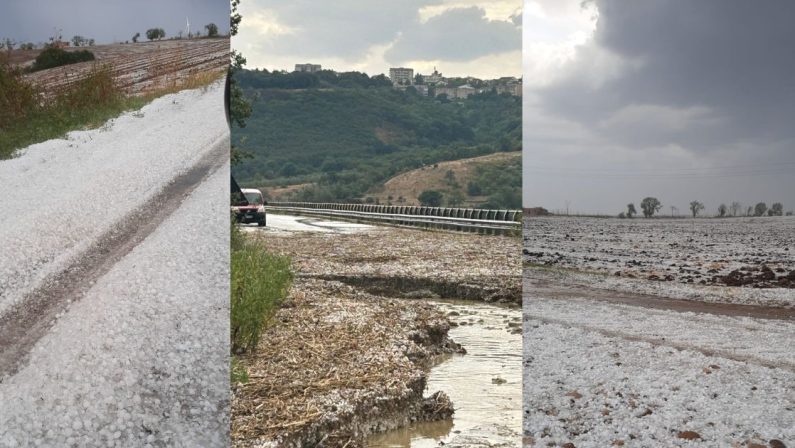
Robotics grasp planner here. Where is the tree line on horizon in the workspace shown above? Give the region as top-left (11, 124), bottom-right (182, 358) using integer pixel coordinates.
top-left (0, 22), bottom-right (222, 51)
top-left (617, 197), bottom-right (791, 218)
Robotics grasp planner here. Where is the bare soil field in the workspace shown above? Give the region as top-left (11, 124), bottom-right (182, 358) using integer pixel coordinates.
top-left (16, 38), bottom-right (228, 97)
top-left (232, 223), bottom-right (521, 446)
top-left (524, 217), bottom-right (795, 307)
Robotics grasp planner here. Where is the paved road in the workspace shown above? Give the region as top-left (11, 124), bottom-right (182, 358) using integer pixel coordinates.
top-left (0, 83), bottom-right (230, 447)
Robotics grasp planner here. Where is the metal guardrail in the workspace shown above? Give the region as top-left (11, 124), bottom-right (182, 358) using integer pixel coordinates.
top-left (266, 202), bottom-right (521, 235)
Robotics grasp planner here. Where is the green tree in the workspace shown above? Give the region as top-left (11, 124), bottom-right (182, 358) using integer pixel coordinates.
top-left (146, 28), bottom-right (165, 41)
top-left (718, 203), bottom-right (727, 217)
top-left (280, 163), bottom-right (298, 177)
top-left (689, 200), bottom-right (704, 218)
top-left (418, 190), bottom-right (443, 207)
top-left (205, 23), bottom-right (219, 37)
top-left (754, 202), bottom-right (767, 216)
top-left (467, 182), bottom-right (482, 196)
top-left (132, 32), bottom-right (140, 43)
top-left (640, 197), bottom-right (662, 218)
top-left (626, 203), bottom-right (637, 218)
top-left (229, 0), bottom-right (252, 166)
top-left (771, 202), bottom-right (784, 216)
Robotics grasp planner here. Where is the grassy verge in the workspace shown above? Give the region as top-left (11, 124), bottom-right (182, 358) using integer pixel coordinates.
top-left (0, 54), bottom-right (224, 160)
top-left (230, 222), bottom-right (293, 357)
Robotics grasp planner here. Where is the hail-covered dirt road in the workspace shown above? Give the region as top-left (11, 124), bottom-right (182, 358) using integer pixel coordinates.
top-left (0, 82), bottom-right (230, 447)
top-left (523, 217), bottom-right (795, 448)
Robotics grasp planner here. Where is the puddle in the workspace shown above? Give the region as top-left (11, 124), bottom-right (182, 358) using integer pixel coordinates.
top-left (368, 300), bottom-right (522, 447)
top-left (242, 214), bottom-right (373, 234)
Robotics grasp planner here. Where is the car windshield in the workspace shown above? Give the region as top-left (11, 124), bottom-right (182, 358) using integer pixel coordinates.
top-left (244, 192), bottom-right (263, 205)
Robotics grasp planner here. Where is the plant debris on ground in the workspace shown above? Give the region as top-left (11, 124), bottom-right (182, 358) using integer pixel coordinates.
top-left (231, 224), bottom-right (521, 446)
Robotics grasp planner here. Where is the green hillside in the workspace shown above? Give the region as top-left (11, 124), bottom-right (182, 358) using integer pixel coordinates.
top-left (231, 69), bottom-right (522, 204)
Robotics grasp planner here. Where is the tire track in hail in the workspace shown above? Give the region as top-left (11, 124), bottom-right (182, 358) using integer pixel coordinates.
top-left (0, 136), bottom-right (228, 380)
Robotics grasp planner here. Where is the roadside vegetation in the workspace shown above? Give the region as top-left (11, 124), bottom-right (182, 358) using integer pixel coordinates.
top-left (228, 0), bottom-right (294, 385)
top-left (0, 52), bottom-right (223, 160)
top-left (230, 222), bottom-right (293, 358)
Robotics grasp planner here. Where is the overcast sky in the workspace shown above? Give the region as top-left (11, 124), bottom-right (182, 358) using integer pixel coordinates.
top-left (523, 0), bottom-right (795, 215)
top-left (1, 0), bottom-right (228, 45)
top-left (233, 0), bottom-right (522, 79)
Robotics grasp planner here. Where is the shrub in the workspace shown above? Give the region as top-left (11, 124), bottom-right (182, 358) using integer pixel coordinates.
top-left (0, 56), bottom-right (40, 128)
top-left (146, 28), bottom-right (166, 41)
top-left (418, 189), bottom-right (443, 207)
top-left (30, 47), bottom-right (95, 72)
top-left (53, 64), bottom-right (121, 111)
top-left (230, 230), bottom-right (293, 354)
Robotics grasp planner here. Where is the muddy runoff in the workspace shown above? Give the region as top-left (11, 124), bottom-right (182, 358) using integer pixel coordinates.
top-left (368, 300), bottom-right (522, 447)
top-left (232, 224), bottom-right (521, 447)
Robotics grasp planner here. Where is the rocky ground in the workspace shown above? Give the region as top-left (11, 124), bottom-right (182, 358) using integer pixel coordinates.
top-left (232, 223), bottom-right (521, 447)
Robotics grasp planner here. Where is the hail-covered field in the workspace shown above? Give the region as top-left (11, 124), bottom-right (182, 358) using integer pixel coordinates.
top-left (523, 217), bottom-right (795, 447)
top-left (525, 216), bottom-right (795, 308)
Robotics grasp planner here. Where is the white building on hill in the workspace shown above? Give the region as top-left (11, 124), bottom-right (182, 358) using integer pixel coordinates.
top-left (389, 67), bottom-right (414, 85)
top-left (295, 63), bottom-right (322, 73)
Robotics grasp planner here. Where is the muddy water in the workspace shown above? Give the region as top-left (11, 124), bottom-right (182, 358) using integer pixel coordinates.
top-left (368, 300), bottom-right (523, 447)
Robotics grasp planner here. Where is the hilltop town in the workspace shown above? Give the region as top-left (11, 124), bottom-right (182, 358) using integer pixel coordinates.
top-left (294, 62), bottom-right (522, 98)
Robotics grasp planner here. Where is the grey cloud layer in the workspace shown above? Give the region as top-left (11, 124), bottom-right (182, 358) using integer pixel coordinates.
top-left (249, 0), bottom-right (520, 64)
top-left (249, 0), bottom-right (436, 60)
top-left (385, 7), bottom-right (521, 63)
top-left (539, 0), bottom-right (795, 151)
top-left (525, 0), bottom-right (795, 211)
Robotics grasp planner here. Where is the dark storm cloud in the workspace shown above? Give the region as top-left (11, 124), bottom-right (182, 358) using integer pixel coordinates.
top-left (538, 0), bottom-right (795, 150)
top-left (1, 0), bottom-right (228, 45)
top-left (249, 0), bottom-right (436, 60)
top-left (524, 0), bottom-right (795, 212)
top-left (384, 7), bottom-right (521, 64)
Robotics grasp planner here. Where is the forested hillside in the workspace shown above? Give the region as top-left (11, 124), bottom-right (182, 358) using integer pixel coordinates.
top-left (232, 69), bottom-right (521, 206)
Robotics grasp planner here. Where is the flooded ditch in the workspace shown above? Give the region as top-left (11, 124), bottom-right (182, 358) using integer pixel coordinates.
top-left (368, 299), bottom-right (523, 448)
